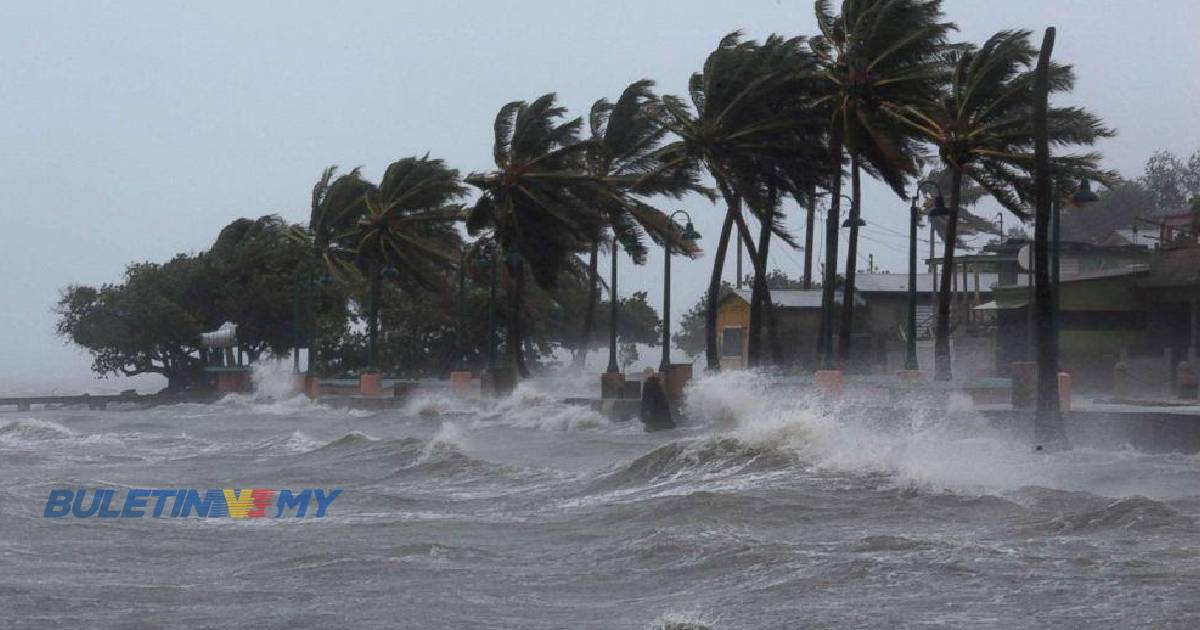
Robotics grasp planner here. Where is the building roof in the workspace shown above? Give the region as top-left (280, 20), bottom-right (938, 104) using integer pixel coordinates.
top-left (854, 272), bottom-right (1000, 294)
top-left (726, 288), bottom-right (864, 309)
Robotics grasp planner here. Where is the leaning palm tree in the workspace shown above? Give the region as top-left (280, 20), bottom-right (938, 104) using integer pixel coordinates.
top-left (353, 156), bottom-right (466, 372)
top-left (309, 165), bottom-right (373, 280)
top-left (653, 32), bottom-right (829, 370)
top-left (810, 0), bottom-right (955, 365)
top-left (884, 29), bottom-right (1112, 380)
top-left (574, 79), bottom-right (706, 367)
top-left (466, 94), bottom-right (606, 377)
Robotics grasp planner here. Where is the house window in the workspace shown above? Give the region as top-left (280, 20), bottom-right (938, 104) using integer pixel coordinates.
top-left (721, 327), bottom-right (744, 357)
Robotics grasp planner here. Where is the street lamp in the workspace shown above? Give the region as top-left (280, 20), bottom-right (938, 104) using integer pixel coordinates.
top-left (1052, 177), bottom-right (1100, 348)
top-left (909, 179), bottom-right (944, 372)
top-left (660, 211), bottom-right (701, 374)
top-left (839, 194), bottom-right (865, 228)
top-left (994, 212), bottom-right (1005, 243)
top-left (607, 231), bottom-right (640, 374)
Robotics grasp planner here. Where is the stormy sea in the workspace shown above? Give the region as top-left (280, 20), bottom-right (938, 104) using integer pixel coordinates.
top-left (2, 370), bottom-right (1199, 629)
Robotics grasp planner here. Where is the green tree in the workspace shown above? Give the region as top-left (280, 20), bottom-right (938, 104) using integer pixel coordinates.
top-left (466, 94), bottom-right (607, 378)
top-left (810, 0), bottom-right (955, 364)
top-left (354, 156), bottom-right (466, 371)
top-left (574, 79), bottom-right (704, 367)
top-left (1140, 149), bottom-right (1200, 213)
top-left (56, 255), bottom-right (221, 390)
top-left (207, 215), bottom-right (322, 361)
top-left (885, 29), bottom-right (1112, 380)
top-left (654, 33), bottom-right (828, 370)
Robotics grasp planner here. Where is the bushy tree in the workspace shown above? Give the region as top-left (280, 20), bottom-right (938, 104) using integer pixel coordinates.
top-left (56, 255), bottom-right (221, 390)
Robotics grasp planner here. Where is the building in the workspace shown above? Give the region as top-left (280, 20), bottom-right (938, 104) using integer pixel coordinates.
top-left (715, 288), bottom-right (861, 370)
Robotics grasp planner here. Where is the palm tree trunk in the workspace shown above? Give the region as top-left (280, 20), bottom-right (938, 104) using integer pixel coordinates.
top-left (574, 239), bottom-right (600, 368)
top-left (747, 218), bottom-right (767, 368)
top-left (1033, 27), bottom-right (1066, 448)
top-left (934, 166), bottom-right (963, 382)
top-left (820, 137), bottom-right (844, 369)
top-left (367, 260), bottom-right (382, 371)
top-left (506, 256), bottom-right (531, 378)
top-left (754, 212), bottom-right (782, 366)
top-left (803, 185), bottom-right (816, 290)
top-left (705, 210), bottom-right (736, 371)
top-left (730, 205), bottom-right (769, 368)
top-left (838, 153), bottom-right (862, 363)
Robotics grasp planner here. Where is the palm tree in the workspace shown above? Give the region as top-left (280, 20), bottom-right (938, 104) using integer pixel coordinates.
top-left (653, 32), bottom-right (828, 370)
top-left (309, 165), bottom-right (373, 280)
top-left (466, 94), bottom-right (606, 378)
top-left (810, 0), bottom-right (955, 366)
top-left (574, 79), bottom-right (706, 368)
top-left (884, 29), bottom-right (1112, 380)
top-left (353, 156), bottom-right (466, 371)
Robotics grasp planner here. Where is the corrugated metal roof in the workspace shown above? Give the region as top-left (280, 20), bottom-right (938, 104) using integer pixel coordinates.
top-left (853, 273), bottom-right (1000, 294)
top-left (728, 288), bottom-right (863, 308)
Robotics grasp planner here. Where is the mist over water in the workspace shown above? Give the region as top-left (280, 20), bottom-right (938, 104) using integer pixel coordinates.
top-left (3, 371), bottom-right (1199, 628)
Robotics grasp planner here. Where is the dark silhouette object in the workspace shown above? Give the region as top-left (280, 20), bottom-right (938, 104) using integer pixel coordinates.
top-left (639, 375), bottom-right (675, 432)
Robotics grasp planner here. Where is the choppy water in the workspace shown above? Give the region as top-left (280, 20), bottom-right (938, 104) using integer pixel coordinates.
top-left (3, 371), bottom-right (1200, 629)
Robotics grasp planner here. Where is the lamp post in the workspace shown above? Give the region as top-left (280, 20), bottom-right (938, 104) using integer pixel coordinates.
top-left (1053, 177), bottom-right (1100, 347)
top-left (606, 232), bottom-right (640, 374)
top-left (994, 212), bottom-right (1005, 243)
top-left (911, 180), bottom-right (948, 372)
top-left (660, 211), bottom-right (701, 374)
top-left (606, 234), bottom-right (621, 374)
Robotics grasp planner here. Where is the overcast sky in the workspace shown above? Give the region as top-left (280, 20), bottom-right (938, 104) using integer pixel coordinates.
top-left (1, 1), bottom-right (1197, 391)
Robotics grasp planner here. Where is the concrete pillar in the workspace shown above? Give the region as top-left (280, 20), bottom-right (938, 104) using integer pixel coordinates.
top-left (1177, 361), bottom-right (1198, 399)
top-left (449, 371), bottom-right (474, 397)
top-left (600, 372), bottom-right (626, 399)
top-left (664, 364), bottom-right (693, 401)
top-left (814, 370), bottom-right (844, 397)
top-left (1113, 361), bottom-right (1129, 400)
top-left (359, 372), bottom-right (382, 396)
top-left (1058, 372), bottom-right (1072, 412)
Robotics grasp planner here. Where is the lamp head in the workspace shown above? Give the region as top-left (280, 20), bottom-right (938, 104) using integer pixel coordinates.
top-left (382, 266), bottom-right (400, 280)
top-left (927, 194), bottom-right (950, 217)
top-left (682, 221), bottom-right (702, 241)
top-left (1070, 178), bottom-right (1100, 205)
top-left (841, 216), bottom-right (867, 228)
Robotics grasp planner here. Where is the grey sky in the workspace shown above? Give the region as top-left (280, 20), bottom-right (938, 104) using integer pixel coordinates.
top-left (1, 1), bottom-right (1197, 391)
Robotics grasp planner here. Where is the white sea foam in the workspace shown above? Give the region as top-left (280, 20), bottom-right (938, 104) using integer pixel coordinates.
top-left (685, 371), bottom-right (1200, 499)
top-left (477, 381), bottom-right (610, 432)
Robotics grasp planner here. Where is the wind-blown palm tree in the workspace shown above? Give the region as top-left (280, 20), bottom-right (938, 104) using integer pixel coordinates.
top-left (885, 29), bottom-right (1112, 380)
top-left (466, 94), bottom-right (606, 377)
top-left (810, 0), bottom-right (955, 365)
top-left (573, 80), bottom-right (707, 367)
top-left (353, 156), bottom-right (466, 371)
top-left (309, 166), bottom-right (373, 280)
top-left (653, 32), bottom-right (829, 370)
